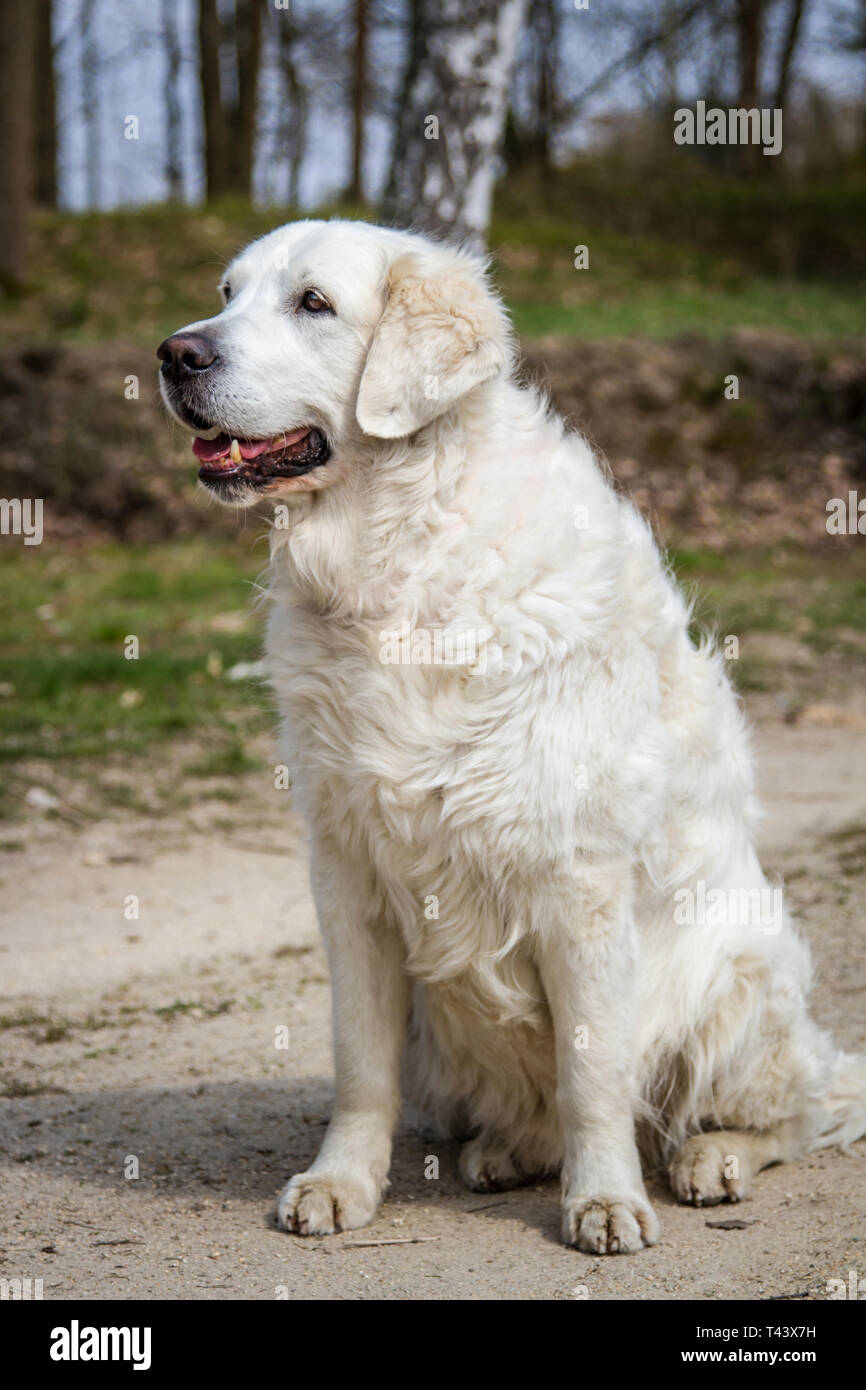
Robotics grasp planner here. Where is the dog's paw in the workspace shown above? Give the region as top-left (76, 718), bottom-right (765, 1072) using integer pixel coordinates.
top-left (562, 1193), bottom-right (660, 1254)
top-left (276, 1172), bottom-right (379, 1236)
top-left (458, 1136), bottom-right (525, 1193)
top-left (668, 1133), bottom-right (754, 1207)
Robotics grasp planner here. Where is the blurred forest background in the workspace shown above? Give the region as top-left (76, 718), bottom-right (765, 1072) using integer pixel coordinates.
top-left (0, 0), bottom-right (864, 815)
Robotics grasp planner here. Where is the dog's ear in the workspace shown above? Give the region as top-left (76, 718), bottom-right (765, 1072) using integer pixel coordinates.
top-left (356, 251), bottom-right (512, 439)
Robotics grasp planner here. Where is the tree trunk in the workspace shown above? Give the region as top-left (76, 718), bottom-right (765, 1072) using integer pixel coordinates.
top-left (660, 0), bottom-right (681, 109)
top-left (276, 16), bottom-right (308, 208)
top-left (231, 0), bottom-right (261, 196)
top-left (199, 0), bottom-right (261, 200)
top-left (774, 0), bottom-right (808, 110)
top-left (382, 0), bottom-right (528, 250)
top-left (346, 0), bottom-right (369, 202)
top-left (0, 0), bottom-right (35, 286)
top-left (32, 0), bottom-right (57, 207)
top-left (198, 0), bottom-right (227, 199)
top-left (735, 0), bottom-right (765, 109)
top-left (162, 0), bottom-right (183, 199)
top-left (529, 0), bottom-right (557, 171)
top-left (735, 0), bottom-right (766, 172)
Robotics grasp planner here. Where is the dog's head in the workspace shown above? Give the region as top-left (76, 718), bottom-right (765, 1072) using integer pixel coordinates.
top-left (158, 220), bottom-right (512, 506)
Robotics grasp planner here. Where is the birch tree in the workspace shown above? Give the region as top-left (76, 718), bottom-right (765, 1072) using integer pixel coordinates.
top-left (383, 0), bottom-right (528, 249)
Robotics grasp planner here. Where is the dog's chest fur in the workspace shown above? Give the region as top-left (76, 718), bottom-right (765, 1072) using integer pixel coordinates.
top-left (266, 579), bottom-right (668, 1015)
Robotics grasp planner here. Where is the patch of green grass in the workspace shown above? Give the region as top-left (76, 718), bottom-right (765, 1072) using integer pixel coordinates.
top-left (0, 1077), bottom-right (67, 1098)
top-left (0, 1010), bottom-right (51, 1031)
top-left (804, 578), bottom-right (866, 652)
top-left (154, 998), bottom-right (234, 1020)
top-left (272, 943), bottom-right (315, 959)
top-left (184, 742), bottom-right (264, 778)
top-left (37, 1022), bottom-right (72, 1045)
top-left (0, 539), bottom-right (273, 776)
top-left (491, 217), bottom-right (864, 341)
top-left (0, 1009), bottom-right (141, 1041)
top-left (671, 542), bottom-right (866, 691)
top-left (824, 822), bottom-right (866, 881)
top-left (198, 785), bottom-right (243, 802)
top-left (508, 281), bottom-right (866, 341)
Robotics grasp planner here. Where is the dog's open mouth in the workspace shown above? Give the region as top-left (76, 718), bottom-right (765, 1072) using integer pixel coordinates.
top-left (193, 428), bottom-right (330, 488)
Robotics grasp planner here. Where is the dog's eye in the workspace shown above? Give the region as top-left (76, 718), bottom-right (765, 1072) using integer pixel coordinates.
top-left (299, 289), bottom-right (333, 315)
top-left (220, 282), bottom-right (232, 305)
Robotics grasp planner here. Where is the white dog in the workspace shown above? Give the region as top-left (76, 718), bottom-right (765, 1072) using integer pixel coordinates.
top-left (159, 219), bottom-right (866, 1253)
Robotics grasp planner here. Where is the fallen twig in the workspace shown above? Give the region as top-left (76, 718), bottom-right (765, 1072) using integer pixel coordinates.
top-left (340, 1235), bottom-right (441, 1248)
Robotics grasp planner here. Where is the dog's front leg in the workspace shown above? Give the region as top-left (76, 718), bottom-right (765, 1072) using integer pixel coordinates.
top-left (277, 843), bottom-right (409, 1236)
top-left (537, 870), bottom-right (659, 1254)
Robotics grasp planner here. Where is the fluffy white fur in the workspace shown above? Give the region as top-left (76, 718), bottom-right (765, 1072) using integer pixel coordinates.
top-left (163, 219), bottom-right (866, 1254)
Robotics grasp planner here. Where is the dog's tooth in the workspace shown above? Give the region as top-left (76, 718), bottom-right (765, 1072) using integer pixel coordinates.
top-left (230, 438), bottom-right (241, 463)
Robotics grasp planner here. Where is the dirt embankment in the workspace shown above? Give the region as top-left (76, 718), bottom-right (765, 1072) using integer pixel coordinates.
top-left (2, 332), bottom-right (864, 547)
top-left (521, 331), bottom-right (866, 549)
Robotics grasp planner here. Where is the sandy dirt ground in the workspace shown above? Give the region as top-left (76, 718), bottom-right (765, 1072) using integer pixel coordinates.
top-left (1, 696), bottom-right (865, 1302)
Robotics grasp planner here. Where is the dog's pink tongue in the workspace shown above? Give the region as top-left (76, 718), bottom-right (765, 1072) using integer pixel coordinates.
top-left (193, 429), bottom-right (310, 462)
top-left (238, 439), bottom-right (271, 458)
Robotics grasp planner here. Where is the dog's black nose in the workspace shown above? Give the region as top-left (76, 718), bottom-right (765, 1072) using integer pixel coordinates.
top-left (157, 332), bottom-right (219, 380)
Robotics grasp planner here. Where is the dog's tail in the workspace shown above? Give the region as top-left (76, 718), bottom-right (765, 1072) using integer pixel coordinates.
top-left (809, 1051), bottom-right (866, 1153)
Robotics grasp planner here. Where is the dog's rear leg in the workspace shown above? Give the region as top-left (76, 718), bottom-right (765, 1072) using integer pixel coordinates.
top-left (668, 1120), bottom-right (804, 1207)
top-left (458, 1133), bottom-right (534, 1192)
